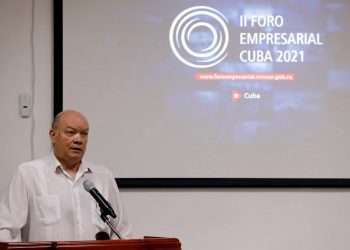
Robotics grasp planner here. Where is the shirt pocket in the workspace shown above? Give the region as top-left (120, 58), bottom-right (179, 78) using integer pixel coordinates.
top-left (34, 195), bottom-right (61, 225)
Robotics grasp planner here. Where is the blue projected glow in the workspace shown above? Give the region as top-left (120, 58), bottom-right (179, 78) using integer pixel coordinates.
top-left (165, 0), bottom-right (349, 145)
top-left (328, 71), bottom-right (350, 90)
top-left (194, 90), bottom-right (218, 103)
top-left (63, 0), bottom-right (350, 179)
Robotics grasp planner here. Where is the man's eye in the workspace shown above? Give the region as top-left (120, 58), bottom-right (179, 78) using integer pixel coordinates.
top-left (66, 131), bottom-right (75, 135)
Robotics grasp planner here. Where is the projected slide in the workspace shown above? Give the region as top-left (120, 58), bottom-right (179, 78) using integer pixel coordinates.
top-left (63, 0), bottom-right (350, 178)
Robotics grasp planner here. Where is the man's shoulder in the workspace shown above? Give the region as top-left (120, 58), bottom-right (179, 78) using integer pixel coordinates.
top-left (84, 161), bottom-right (118, 189)
top-left (17, 155), bottom-right (52, 173)
top-left (84, 161), bottom-right (114, 177)
top-left (18, 155), bottom-right (49, 168)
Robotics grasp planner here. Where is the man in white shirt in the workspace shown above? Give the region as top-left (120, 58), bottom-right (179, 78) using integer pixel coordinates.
top-left (0, 110), bottom-right (132, 241)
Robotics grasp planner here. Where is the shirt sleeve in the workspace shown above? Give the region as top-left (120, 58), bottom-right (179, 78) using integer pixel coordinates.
top-left (0, 166), bottom-right (29, 242)
top-left (106, 172), bottom-right (133, 239)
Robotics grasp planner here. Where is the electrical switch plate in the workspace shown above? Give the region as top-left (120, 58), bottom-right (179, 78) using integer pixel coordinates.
top-left (19, 93), bottom-right (32, 118)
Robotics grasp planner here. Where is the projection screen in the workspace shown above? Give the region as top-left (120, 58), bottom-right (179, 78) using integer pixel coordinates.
top-left (59, 0), bottom-right (350, 186)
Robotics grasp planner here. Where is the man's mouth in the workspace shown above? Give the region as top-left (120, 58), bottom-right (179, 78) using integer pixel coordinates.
top-left (70, 147), bottom-right (82, 152)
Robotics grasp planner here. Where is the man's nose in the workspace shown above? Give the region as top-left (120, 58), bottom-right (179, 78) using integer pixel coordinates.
top-left (72, 133), bottom-right (83, 144)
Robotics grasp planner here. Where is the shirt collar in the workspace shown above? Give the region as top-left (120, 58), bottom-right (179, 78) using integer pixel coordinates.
top-left (49, 151), bottom-right (92, 175)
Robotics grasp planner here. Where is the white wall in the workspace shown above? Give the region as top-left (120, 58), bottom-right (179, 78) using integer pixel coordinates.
top-left (0, 0), bottom-right (52, 193)
top-left (123, 189), bottom-right (350, 250)
top-left (1, 1), bottom-right (350, 250)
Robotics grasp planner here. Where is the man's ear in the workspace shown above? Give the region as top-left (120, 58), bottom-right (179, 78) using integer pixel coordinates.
top-left (49, 129), bottom-right (56, 142)
top-left (49, 129), bottom-right (55, 136)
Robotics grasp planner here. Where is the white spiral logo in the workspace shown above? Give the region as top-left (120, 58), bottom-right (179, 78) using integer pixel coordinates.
top-left (169, 6), bottom-right (229, 69)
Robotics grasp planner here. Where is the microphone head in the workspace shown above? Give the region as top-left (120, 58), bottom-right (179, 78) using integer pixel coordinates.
top-left (95, 231), bottom-right (110, 240)
top-left (83, 179), bottom-right (95, 192)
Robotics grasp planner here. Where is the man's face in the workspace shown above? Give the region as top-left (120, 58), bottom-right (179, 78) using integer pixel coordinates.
top-left (50, 112), bottom-right (89, 164)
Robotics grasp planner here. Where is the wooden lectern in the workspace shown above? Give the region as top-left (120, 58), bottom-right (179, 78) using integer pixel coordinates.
top-left (0, 237), bottom-right (181, 250)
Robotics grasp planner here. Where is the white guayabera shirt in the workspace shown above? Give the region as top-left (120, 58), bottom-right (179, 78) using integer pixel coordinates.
top-left (0, 153), bottom-right (132, 241)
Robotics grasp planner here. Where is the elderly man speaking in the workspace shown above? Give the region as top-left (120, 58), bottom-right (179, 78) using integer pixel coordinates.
top-left (0, 110), bottom-right (132, 241)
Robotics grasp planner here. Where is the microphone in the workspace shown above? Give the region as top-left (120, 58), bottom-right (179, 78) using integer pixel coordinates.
top-left (83, 179), bottom-right (117, 219)
top-left (95, 231), bottom-right (110, 240)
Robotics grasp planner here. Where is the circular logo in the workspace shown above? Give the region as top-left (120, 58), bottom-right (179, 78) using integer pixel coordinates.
top-left (169, 6), bottom-right (229, 69)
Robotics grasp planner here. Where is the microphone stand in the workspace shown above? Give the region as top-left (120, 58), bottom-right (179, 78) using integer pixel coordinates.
top-left (100, 209), bottom-right (122, 239)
